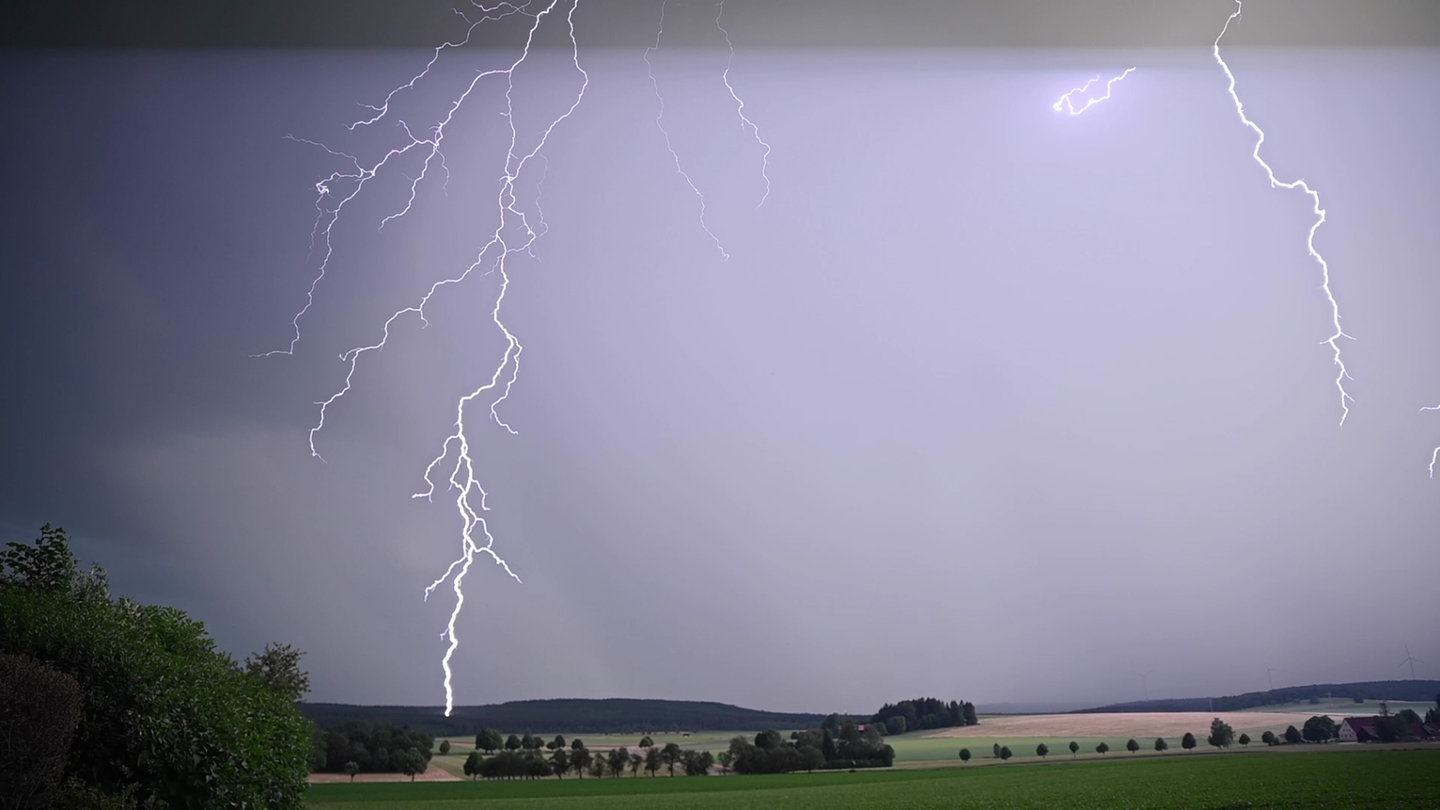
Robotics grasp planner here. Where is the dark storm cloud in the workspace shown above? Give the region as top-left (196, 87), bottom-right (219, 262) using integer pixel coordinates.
top-left (2, 2), bottom-right (1438, 714)
top-left (5, 1), bottom-right (1440, 49)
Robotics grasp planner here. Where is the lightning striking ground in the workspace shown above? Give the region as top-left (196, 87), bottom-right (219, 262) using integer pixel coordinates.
top-left (285, 0), bottom-right (588, 716)
top-left (645, 0), bottom-right (729, 260)
top-left (269, 0), bottom-right (776, 714)
top-left (1052, 67), bottom-right (1135, 115)
top-left (1213, 0), bottom-right (1354, 425)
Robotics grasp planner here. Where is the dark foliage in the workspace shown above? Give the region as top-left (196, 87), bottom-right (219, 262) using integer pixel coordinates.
top-left (0, 652), bottom-right (83, 809)
top-left (317, 721), bottom-right (433, 773)
top-left (872, 698), bottom-right (976, 732)
top-left (1, 525), bottom-right (313, 809)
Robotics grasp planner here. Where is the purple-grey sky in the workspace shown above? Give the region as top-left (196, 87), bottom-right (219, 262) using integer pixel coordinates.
top-left (2, 1), bottom-right (1438, 714)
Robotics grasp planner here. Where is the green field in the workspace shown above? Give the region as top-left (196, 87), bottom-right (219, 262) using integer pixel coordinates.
top-left (309, 748), bottom-right (1439, 808)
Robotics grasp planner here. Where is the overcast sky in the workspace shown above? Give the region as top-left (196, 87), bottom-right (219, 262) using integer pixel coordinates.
top-left (3, 1), bottom-right (1438, 714)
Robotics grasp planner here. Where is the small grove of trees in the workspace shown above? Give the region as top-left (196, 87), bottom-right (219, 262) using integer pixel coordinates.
top-left (1302, 715), bottom-right (1337, 743)
top-left (872, 698), bottom-right (977, 733)
top-left (318, 722), bottom-right (434, 775)
top-left (476, 728), bottom-right (505, 753)
top-left (0, 525), bottom-right (314, 809)
top-left (730, 722), bottom-right (893, 774)
top-left (1207, 718), bottom-right (1235, 749)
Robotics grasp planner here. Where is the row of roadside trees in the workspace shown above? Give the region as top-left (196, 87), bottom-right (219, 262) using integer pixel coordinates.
top-left (462, 734), bottom-right (708, 780)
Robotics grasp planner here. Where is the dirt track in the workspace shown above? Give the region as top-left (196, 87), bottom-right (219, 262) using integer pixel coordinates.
top-left (308, 768), bottom-right (461, 784)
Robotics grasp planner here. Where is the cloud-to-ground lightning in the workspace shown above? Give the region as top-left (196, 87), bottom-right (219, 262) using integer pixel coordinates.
top-left (1213, 0), bottom-right (1354, 425)
top-left (644, 0), bottom-right (729, 260)
top-left (1052, 67), bottom-right (1136, 115)
top-left (269, 0), bottom-right (776, 714)
top-left (716, 0), bottom-right (772, 207)
top-left (278, 0), bottom-right (588, 716)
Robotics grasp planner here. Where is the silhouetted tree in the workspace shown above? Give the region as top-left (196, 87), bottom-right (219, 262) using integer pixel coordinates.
top-left (1284, 725), bottom-right (1302, 744)
top-left (1154, 737), bottom-right (1168, 752)
top-left (1182, 732), bottom-right (1197, 750)
top-left (549, 748), bottom-right (569, 779)
top-left (1237, 733), bottom-right (1250, 747)
top-left (476, 729), bottom-right (503, 753)
top-left (639, 735), bottom-right (654, 748)
top-left (1036, 743), bottom-right (1049, 758)
top-left (1095, 742), bottom-right (1109, 755)
top-left (1069, 740), bottom-right (1079, 757)
top-left (345, 761), bottom-right (360, 783)
top-left (645, 746), bottom-right (662, 776)
top-left (1207, 718), bottom-right (1235, 749)
top-left (959, 748), bottom-right (971, 763)
top-left (1260, 730), bottom-right (1276, 746)
top-left (438, 740), bottom-right (451, 755)
top-left (999, 746), bottom-right (1013, 760)
top-left (661, 742), bottom-right (682, 776)
top-left (1126, 738), bottom-right (1139, 754)
top-left (608, 746), bottom-right (630, 778)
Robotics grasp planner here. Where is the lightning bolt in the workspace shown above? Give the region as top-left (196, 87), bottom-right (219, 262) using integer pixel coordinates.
top-left (1052, 67), bottom-right (1136, 115)
top-left (645, 0), bottom-right (729, 260)
top-left (1214, 0), bottom-right (1354, 425)
top-left (716, 0), bottom-right (772, 207)
top-left (1422, 405), bottom-right (1440, 477)
top-left (255, 2), bottom-right (534, 357)
top-left (283, 0), bottom-right (587, 716)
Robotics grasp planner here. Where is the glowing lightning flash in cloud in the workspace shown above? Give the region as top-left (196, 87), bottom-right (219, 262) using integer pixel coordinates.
top-left (1213, 0), bottom-right (1354, 425)
top-left (289, 0), bottom-right (588, 716)
top-left (1052, 67), bottom-right (1136, 115)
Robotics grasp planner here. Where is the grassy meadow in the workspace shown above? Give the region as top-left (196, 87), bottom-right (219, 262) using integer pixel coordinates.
top-left (308, 748), bottom-right (1440, 808)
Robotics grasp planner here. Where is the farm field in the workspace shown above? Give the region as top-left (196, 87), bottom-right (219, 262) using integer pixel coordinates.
top-left (390, 706), bottom-right (1426, 780)
top-left (307, 748), bottom-right (1440, 808)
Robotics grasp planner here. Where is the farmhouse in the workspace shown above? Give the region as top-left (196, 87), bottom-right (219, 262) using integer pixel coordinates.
top-left (1337, 716), bottom-right (1435, 743)
top-left (1337, 717), bottom-right (1380, 743)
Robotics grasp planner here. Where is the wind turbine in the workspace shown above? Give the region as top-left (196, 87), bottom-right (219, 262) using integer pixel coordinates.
top-left (1400, 645), bottom-right (1424, 680)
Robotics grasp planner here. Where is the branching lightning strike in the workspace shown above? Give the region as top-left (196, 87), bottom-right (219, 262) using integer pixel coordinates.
top-left (273, 0), bottom-right (588, 716)
top-left (1214, 0), bottom-right (1354, 425)
top-left (716, 0), bottom-right (772, 207)
top-left (269, 0), bottom-right (773, 714)
top-left (1052, 67), bottom-right (1135, 115)
top-left (645, 0), bottom-right (729, 259)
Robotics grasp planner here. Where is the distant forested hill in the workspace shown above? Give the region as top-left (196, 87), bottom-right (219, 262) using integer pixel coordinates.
top-left (302, 698), bottom-right (830, 735)
top-left (1076, 680), bottom-right (1440, 714)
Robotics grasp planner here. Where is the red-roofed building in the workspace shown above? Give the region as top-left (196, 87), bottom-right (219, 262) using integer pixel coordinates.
top-left (1338, 717), bottom-right (1380, 743)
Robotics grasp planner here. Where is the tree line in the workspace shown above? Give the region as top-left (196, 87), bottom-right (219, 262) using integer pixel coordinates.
top-left (728, 722), bottom-right (895, 773)
top-left (460, 733), bottom-right (712, 780)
